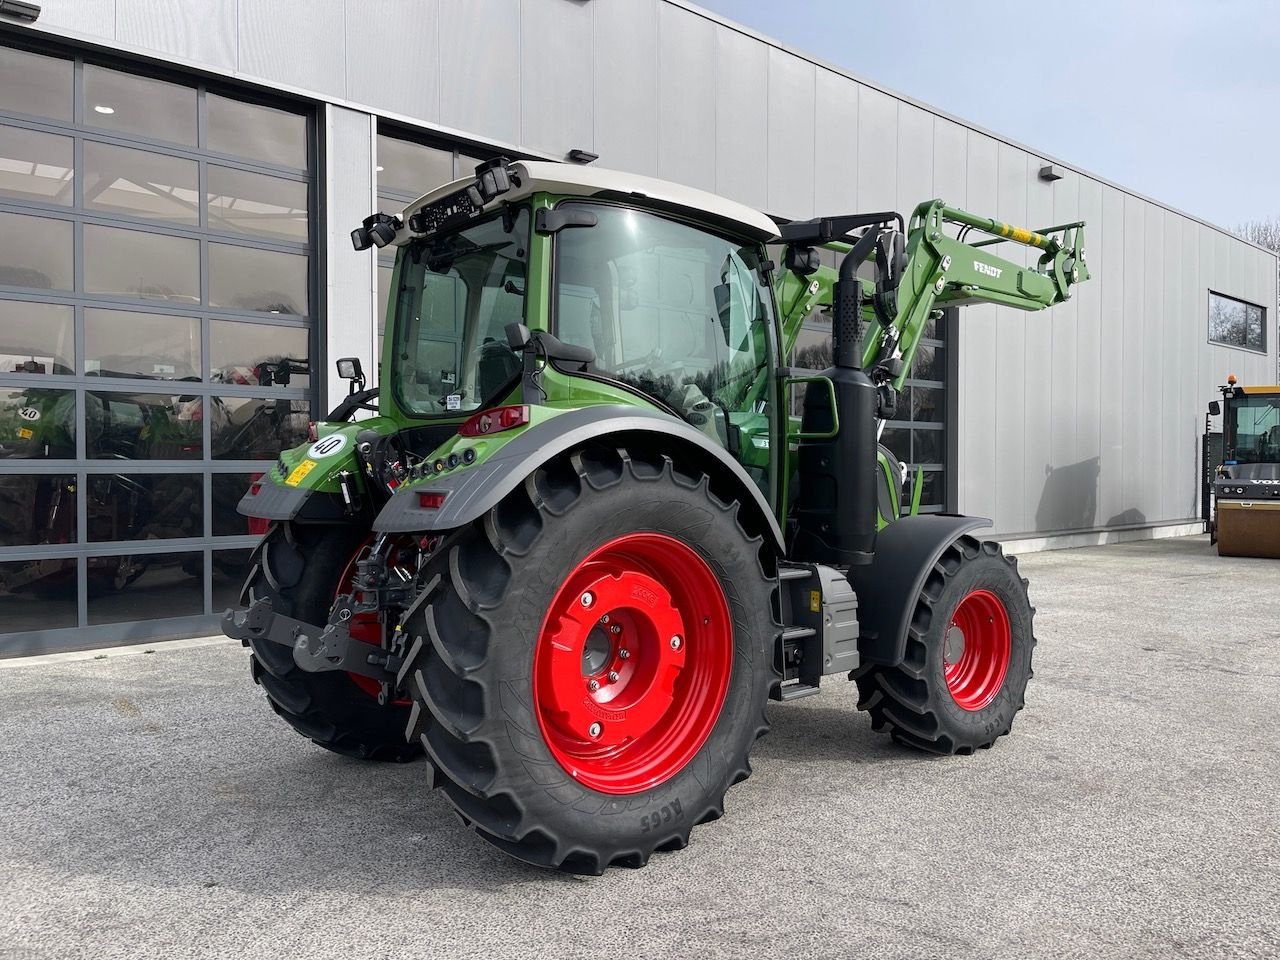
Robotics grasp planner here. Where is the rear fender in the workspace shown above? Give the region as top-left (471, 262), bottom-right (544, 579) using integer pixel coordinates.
top-left (847, 514), bottom-right (992, 670)
top-left (373, 404), bottom-right (785, 553)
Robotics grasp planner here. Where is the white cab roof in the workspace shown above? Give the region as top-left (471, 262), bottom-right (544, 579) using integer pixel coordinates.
top-left (397, 160), bottom-right (780, 243)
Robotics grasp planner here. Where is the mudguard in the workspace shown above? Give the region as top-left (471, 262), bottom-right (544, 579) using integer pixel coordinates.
top-left (846, 514), bottom-right (992, 669)
top-left (373, 404), bottom-right (785, 552)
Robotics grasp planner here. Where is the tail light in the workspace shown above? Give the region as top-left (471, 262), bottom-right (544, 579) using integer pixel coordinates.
top-left (458, 405), bottom-right (529, 438)
top-left (418, 491), bottom-right (447, 510)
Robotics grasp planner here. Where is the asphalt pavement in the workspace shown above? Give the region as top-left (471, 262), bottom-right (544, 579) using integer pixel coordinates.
top-left (2, 534), bottom-right (1277, 960)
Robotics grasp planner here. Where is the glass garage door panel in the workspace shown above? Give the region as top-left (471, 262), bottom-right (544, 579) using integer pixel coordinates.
top-left (0, 43), bottom-right (316, 651)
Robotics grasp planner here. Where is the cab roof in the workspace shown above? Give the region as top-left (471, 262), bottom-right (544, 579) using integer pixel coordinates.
top-left (398, 159), bottom-right (780, 244)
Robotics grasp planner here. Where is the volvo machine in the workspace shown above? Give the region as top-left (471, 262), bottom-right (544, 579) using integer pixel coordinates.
top-left (1207, 376), bottom-right (1280, 557)
top-left (224, 159), bottom-right (1089, 872)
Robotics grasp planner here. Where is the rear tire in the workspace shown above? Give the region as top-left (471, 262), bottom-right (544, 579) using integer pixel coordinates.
top-left (855, 536), bottom-right (1034, 754)
top-left (403, 445), bottom-right (777, 873)
top-left (243, 524), bottom-right (420, 762)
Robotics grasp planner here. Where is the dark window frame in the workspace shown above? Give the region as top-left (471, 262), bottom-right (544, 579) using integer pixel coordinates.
top-left (1207, 290), bottom-right (1267, 354)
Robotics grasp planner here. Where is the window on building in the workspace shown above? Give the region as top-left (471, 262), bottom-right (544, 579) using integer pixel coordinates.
top-left (1208, 291), bottom-right (1266, 353)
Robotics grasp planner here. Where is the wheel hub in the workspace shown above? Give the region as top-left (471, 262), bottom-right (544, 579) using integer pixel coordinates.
top-left (533, 533), bottom-right (732, 795)
top-left (943, 588), bottom-right (1011, 711)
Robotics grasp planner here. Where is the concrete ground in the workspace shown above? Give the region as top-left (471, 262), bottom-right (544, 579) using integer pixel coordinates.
top-left (2, 534), bottom-right (1277, 960)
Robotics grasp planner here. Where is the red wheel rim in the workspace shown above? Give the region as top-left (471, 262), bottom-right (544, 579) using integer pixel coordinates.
top-left (339, 541), bottom-right (409, 704)
top-left (533, 533), bottom-right (732, 795)
top-left (943, 589), bottom-right (1011, 711)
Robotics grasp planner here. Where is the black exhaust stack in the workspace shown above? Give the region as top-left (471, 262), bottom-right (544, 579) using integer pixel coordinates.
top-left (791, 227), bottom-right (882, 567)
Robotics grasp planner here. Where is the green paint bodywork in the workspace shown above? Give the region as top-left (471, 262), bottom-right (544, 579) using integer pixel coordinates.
top-left (255, 189), bottom-right (1088, 535)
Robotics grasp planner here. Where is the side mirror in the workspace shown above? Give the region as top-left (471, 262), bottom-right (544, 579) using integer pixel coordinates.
top-left (1208, 401), bottom-right (1221, 416)
top-left (784, 244), bottom-right (820, 277)
top-left (336, 357), bottom-right (365, 395)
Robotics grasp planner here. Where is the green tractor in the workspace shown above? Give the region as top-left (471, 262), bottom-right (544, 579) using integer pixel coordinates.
top-left (224, 159), bottom-right (1089, 872)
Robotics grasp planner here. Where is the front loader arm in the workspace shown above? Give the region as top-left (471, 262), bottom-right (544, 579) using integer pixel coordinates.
top-left (775, 199), bottom-right (1090, 393)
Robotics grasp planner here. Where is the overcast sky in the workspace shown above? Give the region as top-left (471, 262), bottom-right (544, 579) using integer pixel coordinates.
top-left (695, 0), bottom-right (1278, 231)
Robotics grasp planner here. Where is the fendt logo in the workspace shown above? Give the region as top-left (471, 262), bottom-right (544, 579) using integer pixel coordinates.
top-left (974, 261), bottom-right (1003, 278)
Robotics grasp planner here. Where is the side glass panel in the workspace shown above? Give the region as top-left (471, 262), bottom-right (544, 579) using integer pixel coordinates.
top-left (0, 300), bottom-right (74, 375)
top-left (213, 548), bottom-right (253, 610)
top-left (85, 391), bottom-right (202, 459)
top-left (88, 472), bottom-right (202, 541)
top-left (0, 211), bottom-right (72, 290)
top-left (1, 559), bottom-right (78, 634)
top-left (0, 474), bottom-right (77, 545)
top-left (554, 203), bottom-right (774, 440)
top-left (207, 166), bottom-right (308, 242)
top-left (207, 94), bottom-right (308, 169)
top-left (0, 126), bottom-right (74, 205)
top-left (392, 209), bottom-right (528, 417)
top-left (83, 142), bottom-right (199, 224)
top-left (84, 224), bottom-right (199, 303)
top-left (208, 243), bottom-right (308, 315)
top-left (212, 473), bottom-right (255, 536)
top-left (1229, 395), bottom-right (1280, 464)
top-left (0, 47), bottom-right (73, 121)
top-left (0, 386), bottom-right (75, 458)
top-left (87, 551), bottom-right (203, 625)
top-left (376, 135), bottom-right (455, 197)
top-left (211, 397), bottom-right (310, 460)
top-left (83, 64), bottom-right (197, 146)
top-left (85, 309), bottom-right (201, 381)
top-left (210, 320), bottom-right (310, 387)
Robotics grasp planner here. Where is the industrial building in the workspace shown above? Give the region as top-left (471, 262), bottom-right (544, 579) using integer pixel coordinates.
top-left (1, 0), bottom-right (1275, 655)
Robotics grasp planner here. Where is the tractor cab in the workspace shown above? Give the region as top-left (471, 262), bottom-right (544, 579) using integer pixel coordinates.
top-left (1207, 377), bottom-right (1280, 557)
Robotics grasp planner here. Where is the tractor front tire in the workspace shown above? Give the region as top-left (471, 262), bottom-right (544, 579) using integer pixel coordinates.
top-left (855, 536), bottom-right (1034, 754)
top-left (404, 446), bottom-right (777, 873)
top-left (243, 524), bottom-right (421, 762)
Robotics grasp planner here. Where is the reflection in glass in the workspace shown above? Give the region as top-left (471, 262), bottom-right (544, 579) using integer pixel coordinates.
top-left (0, 211), bottom-right (72, 290)
top-left (376, 134), bottom-right (455, 197)
top-left (83, 64), bottom-right (197, 146)
top-left (910, 386), bottom-right (945, 423)
top-left (377, 262), bottom-right (394, 337)
top-left (212, 474), bottom-right (255, 536)
top-left (0, 125), bottom-right (74, 205)
top-left (207, 94), bottom-right (308, 169)
top-left (0, 301), bottom-right (74, 375)
top-left (208, 243), bottom-right (308, 315)
top-left (919, 470), bottom-right (945, 507)
top-left (211, 397), bottom-right (310, 460)
top-left (913, 344), bottom-right (943, 382)
top-left (84, 224), bottom-right (199, 303)
top-left (0, 559), bottom-right (77, 635)
top-left (207, 166), bottom-right (308, 242)
top-left (85, 390), bottom-right (202, 459)
top-left (880, 427), bottom-right (910, 466)
top-left (209, 320), bottom-right (309, 387)
top-left (0, 387), bottom-right (75, 458)
top-left (0, 474), bottom-right (76, 545)
top-left (87, 551), bottom-right (203, 625)
top-left (213, 548), bottom-right (253, 610)
top-left (83, 141), bottom-right (199, 224)
top-left (88, 473), bottom-right (202, 541)
top-left (85, 309), bottom-right (201, 381)
top-left (912, 428), bottom-right (946, 466)
top-left (0, 47), bottom-right (73, 121)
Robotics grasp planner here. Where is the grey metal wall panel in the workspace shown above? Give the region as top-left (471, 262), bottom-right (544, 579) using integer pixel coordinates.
top-left (1159, 211), bottom-right (1185, 521)
top-left (894, 104), bottom-right (932, 218)
top-left (1023, 154), bottom-right (1054, 533)
top-left (812, 68), bottom-right (858, 214)
top-left (955, 131), bottom-right (999, 523)
top-left (438, 0), bottom-right (520, 146)
top-left (1043, 166), bottom-right (1081, 531)
top-left (520, 0), bottom-right (594, 158)
top-left (765, 47), bottom-right (814, 218)
top-left (25, 0), bottom-right (116, 42)
top-left (856, 86), bottom-right (896, 213)
top-left (345, 0), bottom-right (439, 124)
top-left (655, 3), bottom-right (716, 193)
top-left (1119, 194), bottom-right (1146, 527)
top-left (932, 118), bottom-right (967, 210)
top-left (1097, 185), bottom-right (1127, 532)
top-left (322, 105), bottom-right (375, 410)
top-left (1140, 203), bottom-right (1165, 523)
top-left (714, 28), bottom-right (768, 211)
top-left (1073, 175), bottom-right (1104, 505)
top-left (592, 0), bottom-right (658, 175)
top-left (992, 143), bottom-right (1028, 535)
top-left (238, 0), bottom-right (346, 100)
top-left (117, 0), bottom-right (237, 73)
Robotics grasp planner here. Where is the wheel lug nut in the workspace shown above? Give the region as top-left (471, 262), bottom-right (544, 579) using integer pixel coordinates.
top-left (670, 635), bottom-right (682, 651)
top-left (609, 624), bottom-right (621, 634)
top-left (580, 592), bottom-right (594, 608)
top-left (599, 613), bottom-right (609, 624)
top-left (619, 649), bottom-right (630, 660)
top-left (608, 671), bottom-right (619, 683)
top-left (588, 722), bottom-right (602, 739)
top-left (587, 679), bottom-right (600, 692)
